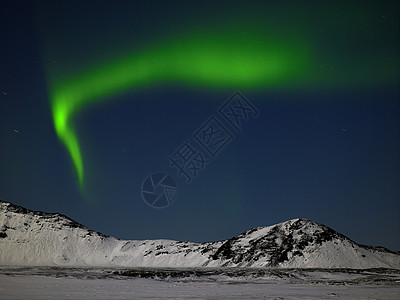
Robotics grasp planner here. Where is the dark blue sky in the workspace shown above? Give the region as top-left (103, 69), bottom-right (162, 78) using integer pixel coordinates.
top-left (1, 1), bottom-right (399, 250)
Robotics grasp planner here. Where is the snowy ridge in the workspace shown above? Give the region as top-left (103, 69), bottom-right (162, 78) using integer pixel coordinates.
top-left (0, 200), bottom-right (399, 268)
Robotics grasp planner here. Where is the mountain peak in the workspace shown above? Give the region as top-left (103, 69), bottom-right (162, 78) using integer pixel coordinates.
top-left (211, 218), bottom-right (352, 267)
top-left (0, 201), bottom-right (399, 268)
top-left (0, 200), bottom-right (88, 232)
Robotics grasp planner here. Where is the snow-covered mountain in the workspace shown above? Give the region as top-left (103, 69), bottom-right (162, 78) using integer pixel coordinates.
top-left (0, 200), bottom-right (399, 268)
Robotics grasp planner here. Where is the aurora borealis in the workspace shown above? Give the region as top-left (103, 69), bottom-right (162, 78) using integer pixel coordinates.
top-left (1, 1), bottom-right (399, 251)
top-left (46, 2), bottom-right (398, 190)
top-left (50, 29), bottom-right (314, 187)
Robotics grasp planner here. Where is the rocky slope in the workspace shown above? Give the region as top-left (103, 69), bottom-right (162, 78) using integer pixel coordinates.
top-left (0, 200), bottom-right (399, 268)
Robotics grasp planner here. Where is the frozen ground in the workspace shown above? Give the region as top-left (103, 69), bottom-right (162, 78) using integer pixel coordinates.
top-left (0, 267), bottom-right (399, 299)
top-left (1, 202), bottom-right (399, 298)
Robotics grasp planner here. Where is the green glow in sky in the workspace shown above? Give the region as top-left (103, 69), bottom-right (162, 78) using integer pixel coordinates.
top-left (50, 30), bottom-right (314, 187)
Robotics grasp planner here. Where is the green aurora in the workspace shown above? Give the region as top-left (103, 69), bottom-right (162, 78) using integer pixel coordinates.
top-left (50, 29), bottom-right (315, 187)
top-left (48, 27), bottom-right (397, 189)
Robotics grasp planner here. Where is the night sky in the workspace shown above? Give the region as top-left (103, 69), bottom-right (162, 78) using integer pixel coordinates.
top-left (1, 1), bottom-right (399, 250)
